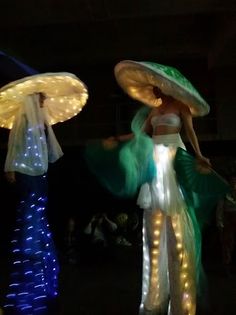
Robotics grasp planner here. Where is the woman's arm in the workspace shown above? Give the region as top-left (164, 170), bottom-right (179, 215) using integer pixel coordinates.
top-left (180, 104), bottom-right (211, 166)
top-left (116, 133), bottom-right (134, 141)
top-left (216, 198), bottom-right (225, 229)
top-left (103, 108), bottom-right (153, 148)
top-left (109, 109), bottom-right (153, 142)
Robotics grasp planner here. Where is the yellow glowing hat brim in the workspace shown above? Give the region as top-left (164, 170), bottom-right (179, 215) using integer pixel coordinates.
top-left (0, 72), bottom-right (88, 129)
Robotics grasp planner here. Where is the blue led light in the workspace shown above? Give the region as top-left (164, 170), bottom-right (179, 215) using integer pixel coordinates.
top-left (4, 174), bottom-right (59, 314)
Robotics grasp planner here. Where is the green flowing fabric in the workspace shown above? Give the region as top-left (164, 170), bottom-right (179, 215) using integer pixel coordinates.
top-left (175, 147), bottom-right (230, 299)
top-left (182, 189), bottom-right (208, 303)
top-left (174, 147), bottom-right (230, 229)
top-left (84, 106), bottom-right (156, 197)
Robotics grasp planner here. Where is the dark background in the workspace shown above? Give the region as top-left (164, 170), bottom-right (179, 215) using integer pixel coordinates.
top-left (0, 1), bottom-right (236, 314)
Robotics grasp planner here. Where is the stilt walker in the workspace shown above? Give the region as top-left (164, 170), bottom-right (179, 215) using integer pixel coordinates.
top-left (0, 73), bottom-right (88, 314)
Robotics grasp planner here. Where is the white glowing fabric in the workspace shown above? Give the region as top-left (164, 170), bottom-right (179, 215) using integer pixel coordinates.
top-left (4, 94), bottom-right (63, 176)
top-left (137, 134), bottom-right (186, 214)
top-left (0, 72), bottom-right (88, 129)
top-left (137, 134), bottom-right (197, 315)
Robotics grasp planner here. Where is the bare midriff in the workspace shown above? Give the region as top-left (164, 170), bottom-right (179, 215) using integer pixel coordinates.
top-left (152, 125), bottom-right (181, 136)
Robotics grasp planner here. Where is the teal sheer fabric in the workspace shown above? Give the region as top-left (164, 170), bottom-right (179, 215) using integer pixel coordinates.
top-left (174, 147), bottom-right (229, 229)
top-left (84, 106), bottom-right (156, 197)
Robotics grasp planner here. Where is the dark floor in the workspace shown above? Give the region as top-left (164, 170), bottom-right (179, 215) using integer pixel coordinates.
top-left (1, 240), bottom-right (235, 315)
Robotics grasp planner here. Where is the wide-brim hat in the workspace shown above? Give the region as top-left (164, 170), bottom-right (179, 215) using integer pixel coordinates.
top-left (114, 60), bottom-right (210, 117)
top-left (0, 72), bottom-right (88, 129)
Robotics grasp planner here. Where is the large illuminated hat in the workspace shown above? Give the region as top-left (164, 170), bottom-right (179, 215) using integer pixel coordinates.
top-left (0, 72), bottom-right (88, 129)
top-left (114, 60), bottom-right (210, 117)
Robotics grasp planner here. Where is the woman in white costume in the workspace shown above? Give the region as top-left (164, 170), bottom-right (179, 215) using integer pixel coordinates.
top-left (85, 60), bottom-right (227, 315)
top-left (113, 60), bottom-right (211, 315)
top-left (137, 87), bottom-right (209, 315)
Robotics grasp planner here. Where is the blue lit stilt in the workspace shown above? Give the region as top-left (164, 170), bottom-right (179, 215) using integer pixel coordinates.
top-left (4, 173), bottom-right (59, 315)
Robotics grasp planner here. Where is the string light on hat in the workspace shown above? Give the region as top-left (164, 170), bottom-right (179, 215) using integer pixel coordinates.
top-left (0, 72), bottom-right (89, 129)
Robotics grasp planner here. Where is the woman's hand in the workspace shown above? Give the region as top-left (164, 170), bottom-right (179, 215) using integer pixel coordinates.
top-left (102, 136), bottom-right (118, 149)
top-left (195, 155), bottom-right (212, 174)
top-left (196, 155), bottom-right (211, 167)
top-left (102, 133), bottom-right (134, 149)
top-left (116, 133), bottom-right (134, 141)
top-left (5, 171), bottom-right (16, 184)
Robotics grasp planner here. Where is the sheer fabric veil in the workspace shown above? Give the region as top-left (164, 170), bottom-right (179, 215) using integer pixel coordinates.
top-left (5, 93), bottom-right (63, 176)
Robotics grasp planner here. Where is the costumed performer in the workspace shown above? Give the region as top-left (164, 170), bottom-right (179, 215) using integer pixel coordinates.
top-left (0, 72), bottom-right (88, 314)
top-left (112, 60), bottom-right (229, 315)
top-left (85, 60), bottom-right (229, 315)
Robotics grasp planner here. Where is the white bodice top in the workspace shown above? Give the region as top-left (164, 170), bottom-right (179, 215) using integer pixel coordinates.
top-left (151, 113), bottom-right (181, 129)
